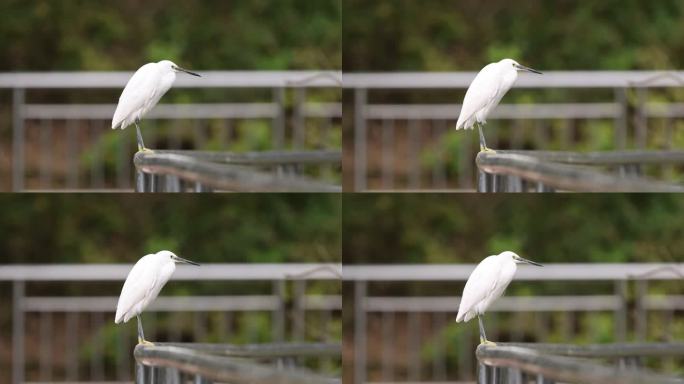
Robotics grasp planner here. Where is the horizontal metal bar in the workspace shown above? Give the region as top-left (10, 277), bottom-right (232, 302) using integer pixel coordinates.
top-left (342, 263), bottom-right (684, 281)
top-left (364, 295), bottom-right (622, 312)
top-left (643, 295), bottom-right (684, 310)
top-left (302, 295), bottom-right (342, 311)
top-left (476, 152), bottom-right (684, 192)
top-left (301, 102), bottom-right (343, 118)
top-left (151, 342), bottom-right (341, 358)
top-left (343, 71), bottom-right (684, 89)
top-left (0, 263), bottom-right (342, 281)
top-left (476, 344), bottom-right (684, 383)
top-left (23, 295), bottom-right (281, 312)
top-left (498, 342), bottom-right (684, 358)
top-left (365, 103), bottom-right (621, 120)
top-left (151, 150), bottom-right (341, 165)
top-left (134, 152), bottom-right (341, 192)
top-left (134, 344), bottom-right (340, 384)
top-left (25, 103), bottom-right (279, 120)
top-left (0, 71), bottom-right (342, 88)
top-left (500, 149), bottom-right (684, 166)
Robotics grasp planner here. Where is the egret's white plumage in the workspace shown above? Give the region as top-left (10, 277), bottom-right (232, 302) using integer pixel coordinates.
top-left (111, 60), bottom-right (200, 151)
top-left (115, 250), bottom-right (199, 343)
top-left (456, 251), bottom-right (542, 343)
top-left (455, 59), bottom-right (541, 151)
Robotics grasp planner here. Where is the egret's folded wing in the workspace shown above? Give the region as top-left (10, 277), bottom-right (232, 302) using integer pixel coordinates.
top-left (456, 64), bottom-right (500, 129)
top-left (112, 64), bottom-right (158, 129)
top-left (115, 257), bottom-right (158, 323)
top-left (456, 256), bottom-right (501, 322)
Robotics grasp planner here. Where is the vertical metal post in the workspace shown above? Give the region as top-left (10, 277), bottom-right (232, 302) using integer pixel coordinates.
top-left (67, 119), bottom-right (79, 188)
top-left (615, 88), bottom-right (628, 149)
top-left (615, 279), bottom-right (627, 342)
top-left (12, 281), bottom-right (25, 384)
top-left (39, 311), bottom-right (52, 381)
top-left (273, 280), bottom-right (285, 342)
top-left (408, 119), bottom-right (422, 189)
top-left (135, 361), bottom-right (145, 383)
top-left (354, 280), bottom-right (367, 384)
top-left (408, 311), bottom-right (421, 380)
top-left (39, 119), bottom-right (53, 188)
top-left (635, 279), bottom-right (648, 341)
top-left (478, 362), bottom-right (487, 384)
top-left (136, 170), bottom-right (145, 192)
top-left (635, 88), bottom-right (648, 149)
top-left (273, 88), bottom-right (286, 149)
top-left (12, 88), bottom-right (25, 191)
top-left (294, 88), bottom-right (306, 149)
top-left (354, 88), bottom-right (368, 191)
top-left (293, 279), bottom-right (306, 340)
top-left (381, 119), bottom-right (394, 189)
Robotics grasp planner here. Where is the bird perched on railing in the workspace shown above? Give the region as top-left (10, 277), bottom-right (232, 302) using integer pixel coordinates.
top-left (115, 250), bottom-right (199, 344)
top-left (112, 60), bottom-right (201, 152)
top-left (456, 59), bottom-right (542, 152)
top-left (456, 251), bottom-right (542, 344)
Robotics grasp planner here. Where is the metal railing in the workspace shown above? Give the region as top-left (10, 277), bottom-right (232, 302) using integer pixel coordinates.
top-left (344, 71), bottom-right (684, 191)
top-left (2, 263), bottom-right (342, 384)
top-left (0, 71), bottom-right (341, 191)
top-left (344, 263), bottom-right (684, 383)
top-left (477, 342), bottom-right (684, 383)
top-left (134, 149), bottom-right (341, 192)
top-left (476, 149), bottom-right (684, 192)
top-left (134, 342), bottom-right (341, 384)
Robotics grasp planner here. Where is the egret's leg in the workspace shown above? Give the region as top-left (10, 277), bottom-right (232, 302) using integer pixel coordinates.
top-left (135, 120), bottom-right (152, 153)
top-left (478, 315), bottom-right (496, 345)
top-left (136, 314), bottom-right (153, 345)
top-left (477, 123), bottom-right (493, 152)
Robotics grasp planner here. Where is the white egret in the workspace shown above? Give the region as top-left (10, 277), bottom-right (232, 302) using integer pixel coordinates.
top-left (456, 251), bottom-right (542, 344)
top-left (455, 59), bottom-right (542, 151)
top-left (111, 60), bottom-right (201, 152)
top-left (114, 250), bottom-right (199, 344)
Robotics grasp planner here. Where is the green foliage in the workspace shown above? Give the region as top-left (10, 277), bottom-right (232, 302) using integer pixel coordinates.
top-left (344, 0), bottom-right (684, 71)
top-left (0, 0), bottom-right (341, 70)
top-left (0, 194), bottom-right (341, 263)
top-left (344, 194), bottom-right (684, 264)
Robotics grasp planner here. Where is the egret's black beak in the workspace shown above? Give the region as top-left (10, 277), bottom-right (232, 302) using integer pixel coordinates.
top-left (516, 64), bottom-right (542, 75)
top-left (176, 256), bottom-right (200, 266)
top-left (176, 66), bottom-right (201, 77)
top-left (520, 257), bottom-right (543, 266)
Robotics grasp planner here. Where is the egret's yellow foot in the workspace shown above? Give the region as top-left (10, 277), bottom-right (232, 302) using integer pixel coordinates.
top-left (479, 339), bottom-right (497, 346)
top-left (479, 146), bottom-right (496, 153)
top-left (137, 338), bottom-right (155, 346)
top-left (137, 147), bottom-right (154, 154)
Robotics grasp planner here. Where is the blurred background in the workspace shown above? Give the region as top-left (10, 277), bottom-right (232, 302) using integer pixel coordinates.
top-left (0, 0), bottom-right (342, 191)
top-left (342, 0), bottom-right (684, 191)
top-left (342, 194), bottom-right (684, 382)
top-left (0, 194), bottom-right (342, 382)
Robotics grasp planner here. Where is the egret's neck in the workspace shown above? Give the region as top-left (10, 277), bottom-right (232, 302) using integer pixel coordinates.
top-left (160, 72), bottom-right (177, 94)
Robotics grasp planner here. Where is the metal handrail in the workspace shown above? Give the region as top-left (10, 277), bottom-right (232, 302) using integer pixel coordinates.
top-left (151, 149), bottom-right (341, 165)
top-left (0, 70), bottom-right (342, 88)
top-left (134, 343), bottom-right (340, 384)
top-left (476, 343), bottom-right (684, 384)
top-left (476, 150), bottom-right (684, 192)
top-left (134, 150), bottom-right (342, 192)
top-left (149, 342), bottom-right (340, 358)
top-left (343, 70), bottom-right (684, 88)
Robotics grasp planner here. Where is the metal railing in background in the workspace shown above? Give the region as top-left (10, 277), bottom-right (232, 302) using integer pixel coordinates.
top-left (134, 342), bottom-right (341, 384)
top-left (344, 71), bottom-right (684, 191)
top-left (476, 150), bottom-right (684, 192)
top-left (0, 71), bottom-right (341, 191)
top-left (2, 263), bottom-right (342, 384)
top-left (343, 263), bottom-right (684, 383)
top-left (477, 342), bottom-right (684, 384)
top-left (134, 149), bottom-right (342, 192)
